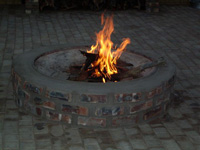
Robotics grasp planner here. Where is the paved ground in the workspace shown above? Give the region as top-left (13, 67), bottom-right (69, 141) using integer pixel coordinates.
top-left (0, 5), bottom-right (200, 150)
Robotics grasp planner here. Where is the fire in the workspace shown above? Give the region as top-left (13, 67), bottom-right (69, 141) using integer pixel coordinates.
top-left (87, 14), bottom-right (131, 81)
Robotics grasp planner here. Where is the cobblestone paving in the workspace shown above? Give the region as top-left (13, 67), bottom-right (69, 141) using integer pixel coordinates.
top-left (0, 5), bottom-right (200, 150)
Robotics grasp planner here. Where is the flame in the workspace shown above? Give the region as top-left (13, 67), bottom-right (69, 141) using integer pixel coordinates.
top-left (88, 14), bottom-right (131, 81)
top-left (102, 78), bottom-right (106, 83)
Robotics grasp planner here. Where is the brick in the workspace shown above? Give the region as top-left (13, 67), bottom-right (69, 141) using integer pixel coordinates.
top-left (112, 115), bottom-right (138, 127)
top-left (96, 106), bottom-right (124, 116)
top-left (78, 117), bottom-right (106, 127)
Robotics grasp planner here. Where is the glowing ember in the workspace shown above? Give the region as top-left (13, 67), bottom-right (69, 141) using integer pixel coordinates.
top-left (87, 14), bottom-right (131, 82)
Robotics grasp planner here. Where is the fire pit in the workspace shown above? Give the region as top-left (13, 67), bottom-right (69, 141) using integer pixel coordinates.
top-left (12, 14), bottom-right (176, 128)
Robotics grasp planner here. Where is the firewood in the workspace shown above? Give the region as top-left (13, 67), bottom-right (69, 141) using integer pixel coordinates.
top-left (87, 77), bottom-right (103, 82)
top-left (75, 70), bottom-right (89, 81)
top-left (116, 66), bottom-right (129, 72)
top-left (68, 65), bottom-right (82, 74)
top-left (117, 59), bottom-right (133, 67)
top-left (80, 50), bottom-right (98, 70)
top-left (112, 66), bottom-right (141, 80)
top-left (69, 50), bottom-right (165, 82)
top-left (112, 57), bottom-right (165, 81)
top-left (73, 65), bottom-right (98, 81)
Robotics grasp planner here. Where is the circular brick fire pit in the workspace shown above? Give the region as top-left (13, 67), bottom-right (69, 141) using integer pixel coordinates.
top-left (12, 44), bottom-right (176, 128)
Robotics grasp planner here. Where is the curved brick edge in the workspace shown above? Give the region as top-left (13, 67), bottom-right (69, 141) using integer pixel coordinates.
top-left (12, 44), bottom-right (176, 128)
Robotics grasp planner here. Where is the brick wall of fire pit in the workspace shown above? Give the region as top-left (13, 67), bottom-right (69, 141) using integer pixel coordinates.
top-left (12, 45), bottom-right (176, 128)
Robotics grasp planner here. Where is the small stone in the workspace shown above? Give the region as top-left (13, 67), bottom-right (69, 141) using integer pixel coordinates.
top-left (50, 125), bottom-right (64, 137)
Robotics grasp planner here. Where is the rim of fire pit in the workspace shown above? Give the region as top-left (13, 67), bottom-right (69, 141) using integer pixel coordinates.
top-left (13, 45), bottom-right (175, 94)
top-left (12, 44), bottom-right (176, 128)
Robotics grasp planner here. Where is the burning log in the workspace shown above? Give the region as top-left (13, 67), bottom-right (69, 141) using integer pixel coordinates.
top-left (80, 50), bottom-right (133, 70)
top-left (76, 50), bottom-right (134, 81)
top-left (79, 50), bottom-right (99, 71)
top-left (68, 50), bottom-right (165, 82)
top-left (112, 57), bottom-right (166, 81)
top-left (75, 70), bottom-right (89, 81)
top-left (66, 50), bottom-right (96, 81)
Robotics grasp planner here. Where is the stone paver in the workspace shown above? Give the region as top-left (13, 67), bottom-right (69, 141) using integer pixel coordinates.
top-left (129, 138), bottom-right (147, 149)
top-left (50, 125), bottom-right (64, 137)
top-left (69, 145), bottom-right (85, 150)
top-left (143, 135), bottom-right (162, 147)
top-left (20, 141), bottom-right (36, 150)
top-left (65, 128), bottom-right (82, 145)
top-left (161, 139), bottom-right (181, 150)
top-left (153, 128), bottom-right (171, 139)
top-left (116, 141), bottom-right (132, 150)
top-left (0, 4), bottom-right (200, 150)
top-left (139, 123), bottom-right (154, 135)
top-left (84, 138), bottom-right (101, 150)
top-left (175, 136), bottom-right (195, 150)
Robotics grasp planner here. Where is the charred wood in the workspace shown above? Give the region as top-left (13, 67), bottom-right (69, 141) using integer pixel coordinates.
top-left (80, 50), bottom-right (99, 71)
top-left (112, 57), bottom-right (165, 81)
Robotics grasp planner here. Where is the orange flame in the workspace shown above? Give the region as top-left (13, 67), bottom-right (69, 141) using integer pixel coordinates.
top-left (88, 14), bottom-right (131, 81)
